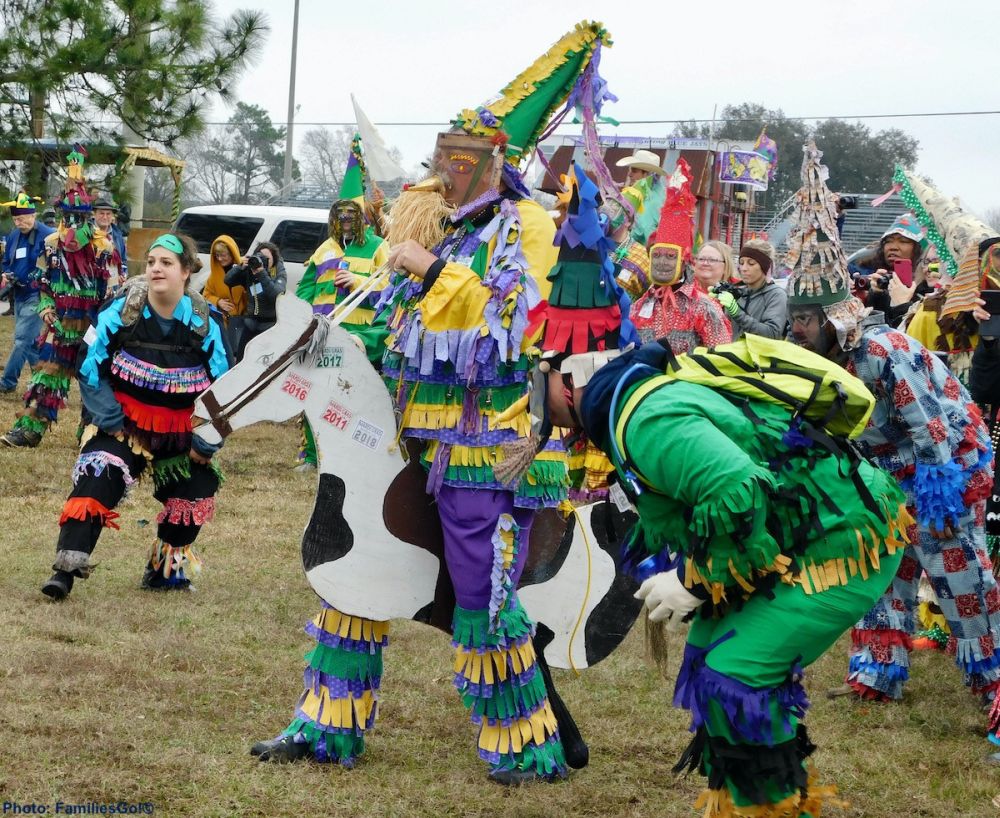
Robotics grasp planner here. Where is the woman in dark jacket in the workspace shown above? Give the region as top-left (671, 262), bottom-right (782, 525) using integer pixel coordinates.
top-left (224, 240), bottom-right (287, 360)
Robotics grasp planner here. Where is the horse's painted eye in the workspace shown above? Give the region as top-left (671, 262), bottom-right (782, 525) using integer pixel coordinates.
top-left (450, 160), bottom-right (472, 175)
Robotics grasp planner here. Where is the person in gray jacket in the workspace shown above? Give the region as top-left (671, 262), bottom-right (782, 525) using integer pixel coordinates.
top-left (713, 239), bottom-right (787, 340)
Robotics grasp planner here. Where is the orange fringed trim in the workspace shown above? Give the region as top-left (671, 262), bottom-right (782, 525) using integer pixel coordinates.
top-left (58, 497), bottom-right (120, 530)
top-left (114, 390), bottom-right (193, 435)
top-left (694, 769), bottom-right (846, 817)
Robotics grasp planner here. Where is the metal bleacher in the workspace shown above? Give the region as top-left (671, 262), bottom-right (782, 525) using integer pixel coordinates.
top-left (746, 194), bottom-right (908, 256)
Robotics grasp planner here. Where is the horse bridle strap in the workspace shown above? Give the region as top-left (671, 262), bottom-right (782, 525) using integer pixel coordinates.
top-left (201, 318), bottom-right (320, 439)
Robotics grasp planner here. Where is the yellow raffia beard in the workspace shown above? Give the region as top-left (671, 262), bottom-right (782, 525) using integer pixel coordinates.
top-left (387, 177), bottom-right (455, 249)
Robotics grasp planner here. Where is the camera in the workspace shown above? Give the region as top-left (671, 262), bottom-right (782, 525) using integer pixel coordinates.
top-left (245, 253), bottom-right (267, 272)
top-left (712, 281), bottom-right (748, 299)
top-left (838, 195), bottom-right (859, 211)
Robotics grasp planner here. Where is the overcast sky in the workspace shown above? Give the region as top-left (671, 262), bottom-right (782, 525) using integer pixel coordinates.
top-left (206, 0), bottom-right (999, 215)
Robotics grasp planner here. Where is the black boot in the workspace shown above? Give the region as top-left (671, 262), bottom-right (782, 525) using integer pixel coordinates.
top-left (250, 735), bottom-right (310, 763)
top-left (41, 570), bottom-right (75, 600)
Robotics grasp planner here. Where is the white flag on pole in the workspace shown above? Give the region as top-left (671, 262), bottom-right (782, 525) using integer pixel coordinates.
top-left (351, 94), bottom-right (409, 182)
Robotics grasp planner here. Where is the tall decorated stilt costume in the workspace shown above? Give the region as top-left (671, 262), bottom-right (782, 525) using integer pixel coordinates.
top-left (295, 134), bottom-right (390, 468)
top-left (3, 145), bottom-right (116, 448)
top-left (550, 140), bottom-right (914, 815)
top-left (251, 22), bottom-right (615, 780)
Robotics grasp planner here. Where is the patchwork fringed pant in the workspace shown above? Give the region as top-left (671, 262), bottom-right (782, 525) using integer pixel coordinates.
top-left (53, 431), bottom-right (220, 586)
top-left (277, 485), bottom-right (566, 774)
top-left (674, 549), bottom-right (902, 817)
top-left (14, 295), bottom-right (99, 438)
top-left (845, 503), bottom-right (1000, 726)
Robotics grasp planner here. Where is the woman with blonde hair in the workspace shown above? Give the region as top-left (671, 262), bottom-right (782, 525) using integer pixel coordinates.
top-left (692, 239), bottom-right (735, 292)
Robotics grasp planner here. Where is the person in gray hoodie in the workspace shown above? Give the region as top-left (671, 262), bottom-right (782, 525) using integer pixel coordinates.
top-left (713, 238), bottom-right (787, 340)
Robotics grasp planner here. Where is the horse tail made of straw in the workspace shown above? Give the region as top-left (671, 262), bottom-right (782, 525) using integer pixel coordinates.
top-left (387, 176), bottom-right (456, 250)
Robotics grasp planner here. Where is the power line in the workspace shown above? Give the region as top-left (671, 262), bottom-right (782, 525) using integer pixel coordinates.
top-left (81, 109), bottom-right (1000, 128)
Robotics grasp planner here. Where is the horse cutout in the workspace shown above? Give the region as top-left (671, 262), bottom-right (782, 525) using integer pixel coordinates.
top-left (194, 293), bottom-right (641, 669)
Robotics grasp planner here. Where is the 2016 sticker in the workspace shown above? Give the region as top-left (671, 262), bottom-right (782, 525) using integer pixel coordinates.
top-left (322, 400), bottom-right (352, 431)
top-left (316, 346), bottom-right (344, 369)
top-left (351, 418), bottom-right (384, 450)
top-left (280, 372), bottom-right (313, 402)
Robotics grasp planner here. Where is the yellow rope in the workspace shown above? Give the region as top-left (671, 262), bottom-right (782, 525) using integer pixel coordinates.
top-left (566, 506), bottom-right (594, 676)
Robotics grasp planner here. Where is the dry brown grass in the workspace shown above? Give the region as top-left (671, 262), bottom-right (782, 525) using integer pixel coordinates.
top-left (0, 319), bottom-right (997, 817)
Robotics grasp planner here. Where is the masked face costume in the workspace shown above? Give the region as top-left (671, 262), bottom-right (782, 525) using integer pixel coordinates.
top-left (548, 142), bottom-right (915, 815)
top-left (255, 22), bottom-right (621, 780)
top-left (4, 145), bottom-right (117, 448)
top-left (785, 150), bottom-right (1000, 750)
top-left (296, 135), bottom-right (390, 467)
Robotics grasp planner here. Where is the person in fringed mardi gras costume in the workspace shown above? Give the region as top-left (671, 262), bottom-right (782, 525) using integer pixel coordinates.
top-left (781, 144), bottom-right (1000, 761)
top-left (2, 145), bottom-right (124, 449)
top-left (40, 233), bottom-right (229, 600)
top-left (250, 22), bottom-right (618, 784)
top-left (294, 134), bottom-right (389, 472)
top-left (534, 144), bottom-right (911, 818)
top-left (629, 158), bottom-right (731, 354)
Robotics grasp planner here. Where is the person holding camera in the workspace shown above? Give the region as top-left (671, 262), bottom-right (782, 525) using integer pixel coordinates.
top-left (712, 239), bottom-right (787, 340)
top-left (0, 191), bottom-right (55, 393)
top-left (224, 241), bottom-right (286, 361)
top-left (864, 215), bottom-right (927, 326)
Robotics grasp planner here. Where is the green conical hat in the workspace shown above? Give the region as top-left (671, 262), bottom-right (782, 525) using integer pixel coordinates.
top-left (338, 133), bottom-right (367, 205)
top-left (784, 141), bottom-right (851, 307)
top-left (453, 21), bottom-right (611, 163)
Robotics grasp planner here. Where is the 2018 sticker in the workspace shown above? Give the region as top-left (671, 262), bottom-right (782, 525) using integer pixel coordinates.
top-left (316, 346), bottom-right (344, 369)
top-left (351, 418), bottom-right (384, 450)
top-left (321, 400), bottom-right (352, 431)
top-left (280, 372), bottom-right (313, 402)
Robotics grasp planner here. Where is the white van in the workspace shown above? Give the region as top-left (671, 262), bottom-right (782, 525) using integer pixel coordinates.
top-left (175, 204), bottom-right (330, 293)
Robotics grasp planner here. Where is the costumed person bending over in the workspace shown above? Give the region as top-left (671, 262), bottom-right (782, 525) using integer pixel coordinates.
top-left (294, 135), bottom-right (389, 472)
top-left (782, 143), bottom-right (1000, 759)
top-left (248, 21), bottom-right (615, 784)
top-left (630, 159), bottom-right (731, 354)
top-left (531, 182), bottom-right (910, 815)
top-left (41, 233), bottom-right (230, 600)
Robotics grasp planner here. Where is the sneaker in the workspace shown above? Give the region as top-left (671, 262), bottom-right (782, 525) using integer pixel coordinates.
top-left (1, 427), bottom-right (41, 447)
top-left (292, 461), bottom-right (317, 474)
top-left (251, 735), bottom-right (310, 763)
top-left (41, 570), bottom-right (75, 601)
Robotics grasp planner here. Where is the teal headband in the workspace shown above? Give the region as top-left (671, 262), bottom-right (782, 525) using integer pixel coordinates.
top-left (149, 234), bottom-right (184, 255)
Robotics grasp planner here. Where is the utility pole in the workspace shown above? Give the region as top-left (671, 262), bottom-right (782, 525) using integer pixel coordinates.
top-left (281, 0), bottom-right (300, 196)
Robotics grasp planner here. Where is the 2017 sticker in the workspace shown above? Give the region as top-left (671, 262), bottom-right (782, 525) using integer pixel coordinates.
top-left (351, 418), bottom-right (384, 450)
top-left (280, 372), bottom-right (313, 402)
top-left (321, 400), bottom-right (352, 431)
top-left (316, 346), bottom-right (344, 369)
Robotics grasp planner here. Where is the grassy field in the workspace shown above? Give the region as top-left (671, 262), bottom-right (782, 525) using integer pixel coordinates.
top-left (0, 318), bottom-right (997, 817)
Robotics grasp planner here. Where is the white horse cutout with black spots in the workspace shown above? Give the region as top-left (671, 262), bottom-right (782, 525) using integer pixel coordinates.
top-left (194, 294), bottom-right (641, 669)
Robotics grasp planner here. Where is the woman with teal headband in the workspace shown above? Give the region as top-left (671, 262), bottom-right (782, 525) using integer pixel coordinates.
top-left (42, 232), bottom-right (232, 600)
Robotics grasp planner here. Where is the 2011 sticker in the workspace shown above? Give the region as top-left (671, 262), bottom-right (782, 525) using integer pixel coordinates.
top-left (280, 372), bottom-right (313, 402)
top-left (321, 400), bottom-right (352, 431)
top-left (351, 418), bottom-right (384, 450)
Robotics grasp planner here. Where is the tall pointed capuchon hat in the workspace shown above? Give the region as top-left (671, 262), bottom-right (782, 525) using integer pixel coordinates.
top-left (784, 141), bottom-right (851, 306)
top-left (338, 133), bottom-right (367, 206)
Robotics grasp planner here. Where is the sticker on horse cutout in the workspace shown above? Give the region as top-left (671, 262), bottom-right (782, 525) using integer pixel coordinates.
top-left (351, 418), bottom-right (384, 450)
top-left (316, 346), bottom-right (344, 369)
top-left (280, 372), bottom-right (312, 402)
top-left (322, 400), bottom-right (352, 431)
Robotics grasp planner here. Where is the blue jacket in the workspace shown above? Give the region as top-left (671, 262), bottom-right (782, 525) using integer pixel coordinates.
top-left (107, 223), bottom-right (128, 279)
top-left (2, 223), bottom-right (56, 300)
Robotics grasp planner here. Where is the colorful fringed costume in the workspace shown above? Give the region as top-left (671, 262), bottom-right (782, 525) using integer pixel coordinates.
top-left (9, 148), bottom-right (117, 446)
top-left (841, 325), bottom-right (1000, 725)
top-left (45, 279), bottom-right (229, 595)
top-left (258, 22), bottom-right (616, 777)
top-left (579, 341), bottom-right (909, 816)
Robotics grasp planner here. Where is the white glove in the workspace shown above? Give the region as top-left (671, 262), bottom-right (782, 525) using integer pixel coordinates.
top-left (634, 569), bottom-right (704, 629)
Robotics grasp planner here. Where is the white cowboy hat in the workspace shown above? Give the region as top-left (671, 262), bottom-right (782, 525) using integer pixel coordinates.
top-left (616, 149), bottom-right (666, 175)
